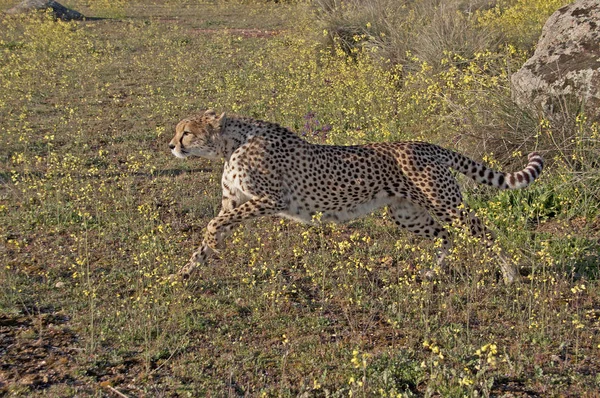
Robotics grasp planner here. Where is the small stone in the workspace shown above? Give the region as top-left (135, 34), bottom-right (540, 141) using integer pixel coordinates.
top-left (5, 0), bottom-right (85, 21)
top-left (99, 380), bottom-right (112, 388)
top-left (18, 374), bottom-right (40, 386)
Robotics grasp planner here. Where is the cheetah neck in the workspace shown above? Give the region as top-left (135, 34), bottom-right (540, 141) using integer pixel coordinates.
top-left (216, 115), bottom-right (304, 160)
top-left (216, 116), bottom-right (252, 160)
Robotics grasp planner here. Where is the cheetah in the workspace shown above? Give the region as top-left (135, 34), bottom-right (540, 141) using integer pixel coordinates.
top-left (169, 110), bottom-right (543, 283)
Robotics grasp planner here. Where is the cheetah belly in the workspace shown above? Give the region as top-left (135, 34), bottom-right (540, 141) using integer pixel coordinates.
top-left (278, 190), bottom-right (394, 224)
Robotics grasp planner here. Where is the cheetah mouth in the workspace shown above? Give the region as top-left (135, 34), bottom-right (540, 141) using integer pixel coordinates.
top-left (172, 148), bottom-right (189, 159)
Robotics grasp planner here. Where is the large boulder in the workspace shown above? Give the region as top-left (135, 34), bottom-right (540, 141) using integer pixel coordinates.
top-left (511, 0), bottom-right (600, 121)
top-left (4, 0), bottom-right (85, 20)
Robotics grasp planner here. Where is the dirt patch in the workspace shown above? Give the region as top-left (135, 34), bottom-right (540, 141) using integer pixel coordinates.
top-left (0, 311), bottom-right (79, 394)
top-left (536, 216), bottom-right (600, 240)
top-left (190, 28), bottom-right (282, 39)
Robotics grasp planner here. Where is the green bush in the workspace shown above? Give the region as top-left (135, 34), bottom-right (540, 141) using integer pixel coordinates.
top-left (314, 0), bottom-right (500, 69)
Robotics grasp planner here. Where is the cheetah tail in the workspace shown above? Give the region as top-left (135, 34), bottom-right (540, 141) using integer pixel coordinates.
top-left (451, 151), bottom-right (544, 190)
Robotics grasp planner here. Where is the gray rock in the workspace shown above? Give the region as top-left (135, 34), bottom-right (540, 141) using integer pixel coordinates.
top-left (511, 0), bottom-right (600, 121)
top-left (5, 0), bottom-right (85, 21)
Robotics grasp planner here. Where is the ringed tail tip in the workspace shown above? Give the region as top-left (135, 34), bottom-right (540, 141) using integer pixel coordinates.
top-left (505, 152), bottom-right (543, 189)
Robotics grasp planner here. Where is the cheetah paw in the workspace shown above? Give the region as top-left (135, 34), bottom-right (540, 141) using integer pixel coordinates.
top-left (419, 267), bottom-right (438, 281)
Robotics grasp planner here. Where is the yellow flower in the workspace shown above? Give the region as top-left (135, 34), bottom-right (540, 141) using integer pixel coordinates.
top-left (459, 377), bottom-right (474, 386)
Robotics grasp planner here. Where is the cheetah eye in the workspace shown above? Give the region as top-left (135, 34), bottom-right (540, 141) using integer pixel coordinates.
top-left (182, 131), bottom-right (191, 136)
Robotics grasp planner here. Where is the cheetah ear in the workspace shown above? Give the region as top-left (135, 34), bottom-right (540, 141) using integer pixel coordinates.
top-left (212, 112), bottom-right (226, 129)
top-left (204, 109), bottom-right (224, 124)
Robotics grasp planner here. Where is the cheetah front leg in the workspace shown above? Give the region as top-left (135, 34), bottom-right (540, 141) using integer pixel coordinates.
top-left (179, 196), bottom-right (284, 278)
top-left (177, 189), bottom-right (240, 277)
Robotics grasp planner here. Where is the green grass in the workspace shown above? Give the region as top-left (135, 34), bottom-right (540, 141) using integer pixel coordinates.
top-left (1, 1), bottom-right (599, 396)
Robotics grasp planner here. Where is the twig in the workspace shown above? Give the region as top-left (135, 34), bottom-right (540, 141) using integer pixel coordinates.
top-left (148, 331), bottom-right (190, 376)
top-left (148, 346), bottom-right (179, 375)
top-left (105, 385), bottom-right (130, 398)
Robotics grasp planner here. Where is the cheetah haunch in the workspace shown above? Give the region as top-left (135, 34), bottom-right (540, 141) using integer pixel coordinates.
top-left (169, 110), bottom-right (543, 283)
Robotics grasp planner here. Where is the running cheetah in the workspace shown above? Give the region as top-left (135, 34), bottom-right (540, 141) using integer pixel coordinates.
top-left (169, 110), bottom-right (543, 283)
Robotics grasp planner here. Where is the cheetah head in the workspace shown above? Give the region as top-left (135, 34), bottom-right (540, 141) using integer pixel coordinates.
top-left (169, 109), bottom-right (225, 160)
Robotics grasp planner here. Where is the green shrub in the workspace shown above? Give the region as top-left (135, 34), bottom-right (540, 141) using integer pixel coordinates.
top-left (314, 0), bottom-right (500, 69)
top-left (476, 0), bottom-right (573, 51)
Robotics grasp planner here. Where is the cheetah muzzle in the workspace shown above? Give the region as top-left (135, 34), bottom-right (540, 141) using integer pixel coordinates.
top-left (169, 109), bottom-right (543, 284)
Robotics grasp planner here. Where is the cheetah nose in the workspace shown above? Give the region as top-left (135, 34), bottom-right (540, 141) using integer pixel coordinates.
top-left (169, 143), bottom-right (175, 150)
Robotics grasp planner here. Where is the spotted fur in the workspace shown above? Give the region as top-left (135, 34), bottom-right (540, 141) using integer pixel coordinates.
top-left (169, 110), bottom-right (543, 282)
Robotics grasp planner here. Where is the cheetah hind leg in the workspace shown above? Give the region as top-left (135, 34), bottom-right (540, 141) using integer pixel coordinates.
top-left (464, 210), bottom-right (519, 284)
top-left (387, 200), bottom-right (450, 280)
top-left (497, 252), bottom-right (518, 284)
top-left (446, 208), bottom-right (518, 284)
top-left (433, 240), bottom-right (517, 284)
top-left (389, 200), bottom-right (518, 284)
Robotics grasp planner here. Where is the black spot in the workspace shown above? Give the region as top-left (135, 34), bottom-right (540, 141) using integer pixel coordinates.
top-left (497, 174), bottom-right (505, 187)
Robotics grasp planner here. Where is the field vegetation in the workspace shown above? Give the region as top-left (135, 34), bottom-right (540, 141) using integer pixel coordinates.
top-left (1, 0), bottom-right (599, 396)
